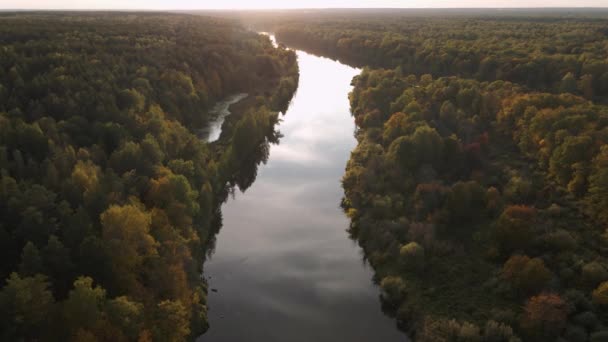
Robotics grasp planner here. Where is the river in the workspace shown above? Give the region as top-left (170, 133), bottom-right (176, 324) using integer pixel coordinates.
top-left (198, 35), bottom-right (406, 342)
top-left (198, 93), bottom-right (248, 142)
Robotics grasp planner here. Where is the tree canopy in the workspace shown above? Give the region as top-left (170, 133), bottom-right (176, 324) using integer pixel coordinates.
top-left (0, 12), bottom-right (298, 340)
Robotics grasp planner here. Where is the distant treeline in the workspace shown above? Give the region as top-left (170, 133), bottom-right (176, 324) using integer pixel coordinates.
top-left (243, 11), bottom-right (608, 341)
top-left (272, 15), bottom-right (608, 101)
top-left (0, 12), bottom-right (297, 341)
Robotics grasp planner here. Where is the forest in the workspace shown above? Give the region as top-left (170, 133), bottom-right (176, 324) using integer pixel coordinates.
top-left (239, 10), bottom-right (608, 342)
top-left (4, 7), bottom-right (608, 342)
top-left (0, 12), bottom-right (297, 341)
top-left (273, 15), bottom-right (608, 102)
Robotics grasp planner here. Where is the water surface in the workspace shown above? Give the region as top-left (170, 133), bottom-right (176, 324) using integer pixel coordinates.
top-left (199, 37), bottom-right (406, 342)
top-left (200, 93), bottom-right (248, 142)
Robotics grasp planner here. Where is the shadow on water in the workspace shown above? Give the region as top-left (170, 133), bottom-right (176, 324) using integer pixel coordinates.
top-left (203, 110), bottom-right (286, 259)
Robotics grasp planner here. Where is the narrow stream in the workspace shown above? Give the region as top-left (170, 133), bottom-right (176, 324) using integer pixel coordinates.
top-left (199, 37), bottom-right (406, 342)
top-left (199, 93), bottom-right (248, 142)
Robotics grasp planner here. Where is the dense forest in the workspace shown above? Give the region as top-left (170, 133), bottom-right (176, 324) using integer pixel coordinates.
top-left (262, 11), bottom-right (608, 102)
top-left (0, 12), bottom-right (297, 341)
top-left (4, 8), bottom-right (608, 342)
top-left (238, 10), bottom-right (608, 341)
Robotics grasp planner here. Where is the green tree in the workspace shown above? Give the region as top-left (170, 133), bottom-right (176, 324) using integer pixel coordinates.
top-left (549, 135), bottom-right (593, 187)
top-left (399, 242), bottom-right (425, 270)
top-left (494, 206), bottom-right (536, 253)
top-left (411, 125), bottom-right (444, 168)
top-left (153, 300), bottom-right (190, 342)
top-left (0, 273), bottom-right (55, 340)
top-left (587, 145), bottom-right (608, 222)
top-left (582, 261), bottom-right (608, 288)
top-left (18, 241), bottom-right (43, 276)
top-left (560, 72), bottom-right (577, 94)
top-left (43, 235), bottom-right (74, 294)
top-left (380, 276), bottom-right (407, 302)
top-left (106, 296), bottom-right (144, 339)
top-left (63, 277), bottom-right (106, 333)
top-left (444, 181), bottom-right (486, 223)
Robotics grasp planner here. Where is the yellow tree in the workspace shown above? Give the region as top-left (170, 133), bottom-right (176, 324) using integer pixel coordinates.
top-left (100, 204), bottom-right (158, 294)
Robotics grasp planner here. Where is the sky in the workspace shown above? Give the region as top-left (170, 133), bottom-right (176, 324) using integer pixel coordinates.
top-left (3, 0), bottom-right (608, 10)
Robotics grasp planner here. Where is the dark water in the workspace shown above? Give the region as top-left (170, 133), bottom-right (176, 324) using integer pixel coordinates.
top-left (199, 36), bottom-right (406, 342)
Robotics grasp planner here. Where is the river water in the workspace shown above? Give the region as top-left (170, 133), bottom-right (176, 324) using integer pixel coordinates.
top-left (199, 36), bottom-right (406, 342)
top-left (199, 93), bottom-right (248, 142)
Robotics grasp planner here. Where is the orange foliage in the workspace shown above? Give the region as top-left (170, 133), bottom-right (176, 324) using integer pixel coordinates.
top-left (521, 293), bottom-right (568, 338)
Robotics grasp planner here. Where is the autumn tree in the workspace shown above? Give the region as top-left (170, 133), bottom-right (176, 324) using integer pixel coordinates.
top-left (592, 281), bottom-right (608, 306)
top-left (100, 204), bottom-right (157, 293)
top-left (105, 296), bottom-right (144, 339)
top-left (521, 293), bottom-right (568, 340)
top-left (501, 255), bottom-right (552, 295)
top-left (153, 300), bottom-right (191, 342)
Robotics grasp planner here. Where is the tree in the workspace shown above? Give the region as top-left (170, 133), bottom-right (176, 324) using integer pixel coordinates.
top-left (501, 255), bottom-right (552, 295)
top-left (587, 145), bottom-right (608, 223)
top-left (0, 273), bottom-right (55, 340)
top-left (549, 135), bottom-right (593, 187)
top-left (399, 242), bottom-right (425, 270)
top-left (521, 293), bottom-right (568, 340)
top-left (380, 276), bottom-right (407, 302)
top-left (592, 281), bottom-right (608, 305)
top-left (43, 235), bottom-right (73, 295)
top-left (109, 142), bottom-right (144, 175)
top-left (231, 107), bottom-right (274, 160)
top-left (0, 14), bottom-right (301, 340)
top-left (439, 100), bottom-right (457, 129)
top-left (18, 241), bottom-right (43, 276)
top-left (387, 124), bottom-right (444, 172)
top-left (146, 173), bottom-right (199, 229)
top-left (100, 204), bottom-right (157, 293)
top-left (153, 300), bottom-right (190, 342)
top-left (494, 205), bottom-right (536, 253)
top-left (543, 229), bottom-right (576, 251)
top-left (413, 183), bottom-right (446, 220)
top-left (71, 160), bottom-right (101, 198)
top-left (63, 277), bottom-right (106, 333)
top-left (582, 261), bottom-right (608, 288)
top-left (560, 72), bottom-right (577, 94)
top-left (444, 181), bottom-right (486, 223)
top-left (388, 135), bottom-right (417, 171)
top-left (382, 112), bottom-right (409, 143)
top-left (106, 296), bottom-right (144, 339)
top-left (411, 125), bottom-right (444, 168)
top-left (578, 74), bottom-right (594, 99)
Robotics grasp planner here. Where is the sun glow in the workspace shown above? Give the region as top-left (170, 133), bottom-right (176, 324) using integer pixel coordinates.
top-left (5, 0), bottom-right (608, 10)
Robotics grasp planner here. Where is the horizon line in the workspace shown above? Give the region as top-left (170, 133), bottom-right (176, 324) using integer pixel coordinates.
top-left (2, 7), bottom-right (608, 11)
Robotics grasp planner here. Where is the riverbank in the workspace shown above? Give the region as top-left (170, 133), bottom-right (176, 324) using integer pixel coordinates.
top-left (0, 14), bottom-right (301, 341)
top-left (214, 92), bottom-right (264, 143)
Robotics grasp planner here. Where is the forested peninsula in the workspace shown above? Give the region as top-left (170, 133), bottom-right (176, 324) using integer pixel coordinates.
top-left (254, 11), bottom-right (608, 341)
top-left (0, 12), bottom-right (297, 341)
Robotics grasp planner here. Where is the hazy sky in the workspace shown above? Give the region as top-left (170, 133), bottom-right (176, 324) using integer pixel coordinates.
top-left (4, 0), bottom-right (608, 9)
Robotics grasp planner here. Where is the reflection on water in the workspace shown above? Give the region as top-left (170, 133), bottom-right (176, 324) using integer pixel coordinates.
top-left (199, 39), bottom-right (406, 342)
top-left (200, 93), bottom-right (248, 142)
